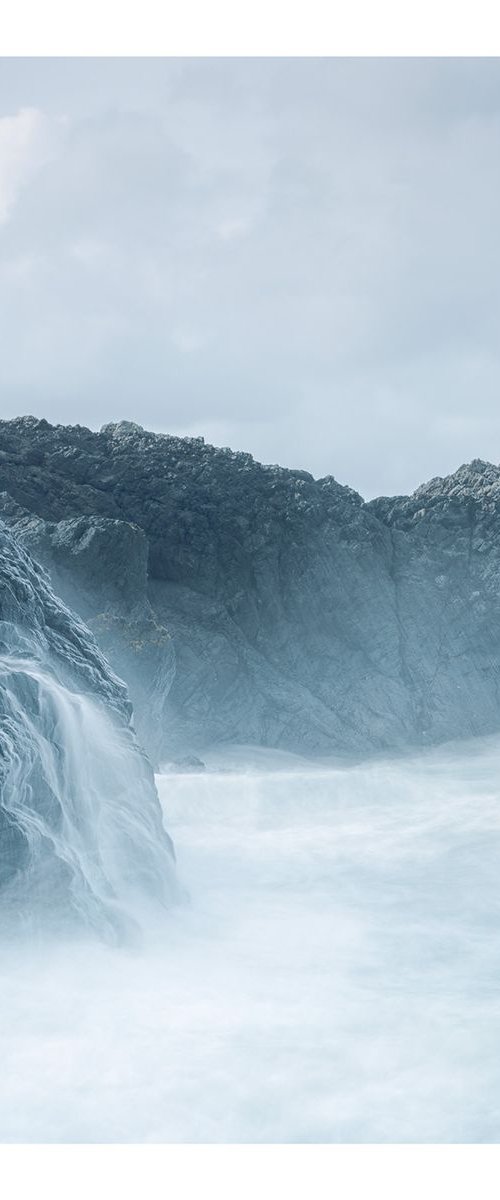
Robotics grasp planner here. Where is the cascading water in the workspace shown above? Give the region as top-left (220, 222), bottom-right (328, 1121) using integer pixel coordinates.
top-left (0, 656), bottom-right (177, 940)
top-left (0, 523), bottom-right (177, 942)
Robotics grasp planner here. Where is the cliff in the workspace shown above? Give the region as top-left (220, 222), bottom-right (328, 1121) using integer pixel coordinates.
top-left (1, 416), bottom-right (500, 759)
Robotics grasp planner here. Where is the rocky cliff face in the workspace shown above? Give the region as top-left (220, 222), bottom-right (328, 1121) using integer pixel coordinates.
top-left (1, 415), bottom-right (500, 760)
top-left (0, 519), bottom-right (176, 938)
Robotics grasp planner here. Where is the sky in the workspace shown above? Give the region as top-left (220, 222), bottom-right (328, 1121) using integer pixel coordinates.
top-left (0, 57), bottom-right (500, 498)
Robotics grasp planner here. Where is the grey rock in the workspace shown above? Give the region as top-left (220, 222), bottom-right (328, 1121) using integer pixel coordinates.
top-left (171, 755), bottom-right (207, 773)
top-left (1, 416), bottom-right (500, 758)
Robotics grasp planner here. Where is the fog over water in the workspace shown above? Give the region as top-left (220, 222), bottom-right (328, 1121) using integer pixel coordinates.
top-left (1, 741), bottom-right (500, 1143)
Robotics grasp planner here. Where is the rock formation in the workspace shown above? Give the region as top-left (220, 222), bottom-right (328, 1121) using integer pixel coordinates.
top-left (1, 415), bottom-right (500, 759)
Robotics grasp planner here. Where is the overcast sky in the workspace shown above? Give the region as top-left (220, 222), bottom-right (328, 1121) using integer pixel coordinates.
top-left (0, 58), bottom-right (500, 497)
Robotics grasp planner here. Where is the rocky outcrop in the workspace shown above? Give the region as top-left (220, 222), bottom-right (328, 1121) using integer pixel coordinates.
top-left (0, 520), bottom-right (176, 937)
top-left (0, 495), bottom-right (174, 765)
top-left (1, 416), bottom-right (500, 759)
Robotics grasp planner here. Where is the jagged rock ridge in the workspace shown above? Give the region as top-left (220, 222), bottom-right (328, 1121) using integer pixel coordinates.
top-left (1, 415), bottom-right (500, 759)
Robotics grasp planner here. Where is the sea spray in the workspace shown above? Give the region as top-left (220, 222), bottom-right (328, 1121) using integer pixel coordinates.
top-left (1, 741), bottom-right (500, 1141)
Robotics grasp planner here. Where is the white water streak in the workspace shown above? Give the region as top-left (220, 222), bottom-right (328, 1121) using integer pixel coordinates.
top-left (0, 656), bottom-right (175, 939)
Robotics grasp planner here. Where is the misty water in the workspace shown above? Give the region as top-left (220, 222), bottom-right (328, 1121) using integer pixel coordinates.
top-left (1, 740), bottom-right (500, 1143)
top-left (0, 656), bottom-right (175, 940)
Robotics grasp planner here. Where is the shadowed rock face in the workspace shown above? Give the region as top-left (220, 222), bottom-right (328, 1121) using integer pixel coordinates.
top-left (1, 416), bottom-right (500, 759)
top-left (0, 520), bottom-right (176, 936)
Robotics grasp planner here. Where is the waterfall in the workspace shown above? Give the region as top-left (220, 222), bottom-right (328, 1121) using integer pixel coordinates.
top-left (0, 654), bottom-right (177, 942)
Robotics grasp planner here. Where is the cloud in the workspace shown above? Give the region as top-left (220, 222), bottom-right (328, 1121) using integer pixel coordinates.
top-left (217, 216), bottom-right (253, 241)
top-left (0, 107), bottom-right (64, 223)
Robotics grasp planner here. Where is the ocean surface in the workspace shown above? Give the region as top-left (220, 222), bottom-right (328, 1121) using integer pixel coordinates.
top-left (1, 740), bottom-right (500, 1142)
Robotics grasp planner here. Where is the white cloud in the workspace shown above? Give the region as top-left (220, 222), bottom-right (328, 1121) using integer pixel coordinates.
top-left (171, 327), bottom-right (208, 353)
top-left (69, 238), bottom-right (110, 266)
top-left (217, 216), bottom-right (253, 241)
top-left (0, 107), bottom-right (64, 224)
